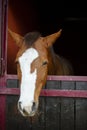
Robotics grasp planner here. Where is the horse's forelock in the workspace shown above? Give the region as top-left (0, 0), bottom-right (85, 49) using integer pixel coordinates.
top-left (24, 32), bottom-right (41, 46)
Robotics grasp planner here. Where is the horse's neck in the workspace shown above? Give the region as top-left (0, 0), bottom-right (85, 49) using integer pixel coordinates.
top-left (48, 47), bottom-right (64, 75)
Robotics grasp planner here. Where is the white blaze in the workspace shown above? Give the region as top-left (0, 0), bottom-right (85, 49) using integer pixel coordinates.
top-left (18, 48), bottom-right (39, 109)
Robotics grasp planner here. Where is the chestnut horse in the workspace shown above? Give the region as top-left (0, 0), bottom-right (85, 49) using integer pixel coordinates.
top-left (8, 29), bottom-right (73, 117)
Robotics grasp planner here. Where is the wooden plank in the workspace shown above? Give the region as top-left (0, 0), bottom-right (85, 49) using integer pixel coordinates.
top-left (31, 96), bottom-right (46, 130)
top-left (76, 81), bottom-right (87, 130)
top-left (60, 81), bottom-right (75, 130)
top-left (45, 80), bottom-right (61, 130)
top-left (31, 85), bottom-right (46, 130)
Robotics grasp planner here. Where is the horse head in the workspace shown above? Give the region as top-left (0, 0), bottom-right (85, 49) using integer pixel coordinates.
top-left (8, 28), bottom-right (62, 116)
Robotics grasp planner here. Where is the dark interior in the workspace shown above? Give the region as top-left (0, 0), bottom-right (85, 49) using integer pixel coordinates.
top-left (7, 0), bottom-right (87, 76)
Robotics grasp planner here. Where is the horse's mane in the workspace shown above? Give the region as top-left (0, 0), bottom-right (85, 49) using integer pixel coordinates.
top-left (24, 31), bottom-right (41, 46)
top-left (48, 47), bottom-right (74, 75)
top-left (57, 56), bottom-right (74, 75)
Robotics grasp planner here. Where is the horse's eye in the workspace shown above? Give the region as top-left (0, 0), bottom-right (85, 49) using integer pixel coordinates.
top-left (42, 61), bottom-right (48, 66)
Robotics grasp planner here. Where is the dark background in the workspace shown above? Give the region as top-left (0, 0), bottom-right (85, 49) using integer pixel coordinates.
top-left (8, 0), bottom-right (87, 76)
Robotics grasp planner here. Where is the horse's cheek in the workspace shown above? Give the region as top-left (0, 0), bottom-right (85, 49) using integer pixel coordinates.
top-left (34, 82), bottom-right (42, 102)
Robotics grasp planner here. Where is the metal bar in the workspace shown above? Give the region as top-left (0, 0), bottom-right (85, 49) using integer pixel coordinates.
top-left (47, 75), bottom-right (87, 81)
top-left (0, 0), bottom-right (2, 75)
top-left (0, 0), bottom-right (7, 76)
top-left (41, 89), bottom-right (87, 98)
top-left (0, 88), bottom-right (87, 98)
top-left (5, 74), bottom-right (87, 81)
top-left (0, 1), bottom-right (7, 130)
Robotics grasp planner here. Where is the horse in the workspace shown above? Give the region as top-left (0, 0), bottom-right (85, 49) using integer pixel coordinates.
top-left (8, 28), bottom-right (73, 117)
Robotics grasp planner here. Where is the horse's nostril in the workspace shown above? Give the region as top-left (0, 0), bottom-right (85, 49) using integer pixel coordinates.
top-left (32, 102), bottom-right (36, 111)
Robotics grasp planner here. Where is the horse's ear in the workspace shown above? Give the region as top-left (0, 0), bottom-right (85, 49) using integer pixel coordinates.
top-left (45, 29), bottom-right (62, 47)
top-left (8, 28), bottom-right (24, 47)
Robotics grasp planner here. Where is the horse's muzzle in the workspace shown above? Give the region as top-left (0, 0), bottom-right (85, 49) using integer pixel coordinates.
top-left (18, 101), bottom-right (38, 117)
